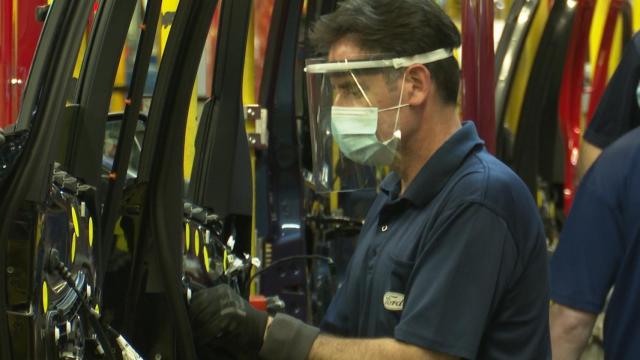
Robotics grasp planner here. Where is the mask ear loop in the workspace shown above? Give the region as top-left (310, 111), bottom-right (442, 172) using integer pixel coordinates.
top-left (349, 71), bottom-right (373, 107)
top-left (391, 71), bottom-right (408, 140)
top-left (379, 70), bottom-right (408, 143)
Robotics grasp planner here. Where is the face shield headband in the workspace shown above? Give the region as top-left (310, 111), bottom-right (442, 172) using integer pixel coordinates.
top-left (304, 48), bottom-right (454, 74)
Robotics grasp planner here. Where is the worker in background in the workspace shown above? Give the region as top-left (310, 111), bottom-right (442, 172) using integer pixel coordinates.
top-left (189, 1), bottom-right (550, 359)
top-left (549, 124), bottom-right (640, 358)
top-left (576, 32), bottom-right (640, 183)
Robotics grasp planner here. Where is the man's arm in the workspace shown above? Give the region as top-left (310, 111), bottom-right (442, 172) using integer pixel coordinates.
top-left (575, 139), bottom-right (602, 186)
top-left (259, 315), bottom-right (457, 360)
top-left (549, 303), bottom-right (597, 360)
top-left (308, 334), bottom-right (457, 360)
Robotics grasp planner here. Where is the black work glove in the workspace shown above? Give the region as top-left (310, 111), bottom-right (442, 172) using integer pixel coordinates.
top-left (188, 284), bottom-right (268, 358)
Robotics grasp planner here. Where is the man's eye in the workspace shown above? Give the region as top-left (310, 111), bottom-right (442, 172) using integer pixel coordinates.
top-left (332, 84), bottom-right (362, 100)
top-left (346, 87), bottom-right (361, 96)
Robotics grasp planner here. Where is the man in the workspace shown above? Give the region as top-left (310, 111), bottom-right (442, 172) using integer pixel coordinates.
top-left (189, 1), bottom-right (550, 359)
top-left (549, 125), bottom-right (640, 359)
top-left (575, 32), bottom-right (640, 183)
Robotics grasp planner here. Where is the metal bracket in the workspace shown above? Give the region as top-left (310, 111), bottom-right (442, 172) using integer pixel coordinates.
top-left (244, 105), bottom-right (269, 150)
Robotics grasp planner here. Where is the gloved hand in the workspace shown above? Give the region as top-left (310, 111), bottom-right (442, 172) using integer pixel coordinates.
top-left (188, 284), bottom-right (268, 358)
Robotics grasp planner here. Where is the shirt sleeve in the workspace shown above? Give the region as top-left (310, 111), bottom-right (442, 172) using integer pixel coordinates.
top-left (550, 160), bottom-right (624, 313)
top-left (394, 202), bottom-right (517, 359)
top-left (584, 33), bottom-right (640, 149)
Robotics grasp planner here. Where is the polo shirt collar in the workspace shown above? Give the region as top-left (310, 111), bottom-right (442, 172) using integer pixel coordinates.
top-left (381, 121), bottom-right (484, 206)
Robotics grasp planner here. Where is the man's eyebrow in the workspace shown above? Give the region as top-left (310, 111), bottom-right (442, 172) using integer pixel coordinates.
top-left (336, 82), bottom-right (356, 89)
top-left (329, 76), bottom-right (353, 87)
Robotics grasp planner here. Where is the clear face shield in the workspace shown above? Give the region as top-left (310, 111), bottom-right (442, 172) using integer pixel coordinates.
top-left (304, 49), bottom-right (453, 193)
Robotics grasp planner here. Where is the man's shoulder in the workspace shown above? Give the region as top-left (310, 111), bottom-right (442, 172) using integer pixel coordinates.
top-left (590, 126), bottom-right (640, 183)
top-left (442, 150), bottom-right (543, 247)
top-left (600, 126), bottom-right (640, 162)
top-left (633, 31), bottom-right (640, 53)
top-left (451, 150), bottom-right (536, 210)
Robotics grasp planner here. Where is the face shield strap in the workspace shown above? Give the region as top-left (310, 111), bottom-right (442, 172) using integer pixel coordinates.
top-left (349, 71), bottom-right (373, 107)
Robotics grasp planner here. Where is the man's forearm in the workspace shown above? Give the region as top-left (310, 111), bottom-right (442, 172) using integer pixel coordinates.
top-left (308, 335), bottom-right (456, 360)
top-left (549, 303), bottom-right (597, 359)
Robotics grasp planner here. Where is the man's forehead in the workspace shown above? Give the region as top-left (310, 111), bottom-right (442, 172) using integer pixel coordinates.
top-left (327, 37), bottom-right (371, 62)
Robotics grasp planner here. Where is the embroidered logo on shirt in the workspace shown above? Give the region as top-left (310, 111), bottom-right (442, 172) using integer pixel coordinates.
top-left (383, 292), bottom-right (405, 311)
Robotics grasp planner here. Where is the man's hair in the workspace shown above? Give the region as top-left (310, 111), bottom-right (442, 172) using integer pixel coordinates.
top-left (309, 0), bottom-right (461, 105)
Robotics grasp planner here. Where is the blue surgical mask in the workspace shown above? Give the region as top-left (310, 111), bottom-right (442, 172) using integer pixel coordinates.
top-left (330, 72), bottom-right (408, 166)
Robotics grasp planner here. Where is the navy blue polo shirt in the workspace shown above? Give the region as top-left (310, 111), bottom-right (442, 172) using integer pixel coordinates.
top-left (321, 122), bottom-right (550, 359)
top-left (585, 32), bottom-right (640, 149)
top-left (551, 126), bottom-right (640, 358)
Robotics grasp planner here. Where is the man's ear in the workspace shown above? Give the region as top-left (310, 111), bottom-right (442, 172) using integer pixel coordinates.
top-left (403, 64), bottom-right (432, 106)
